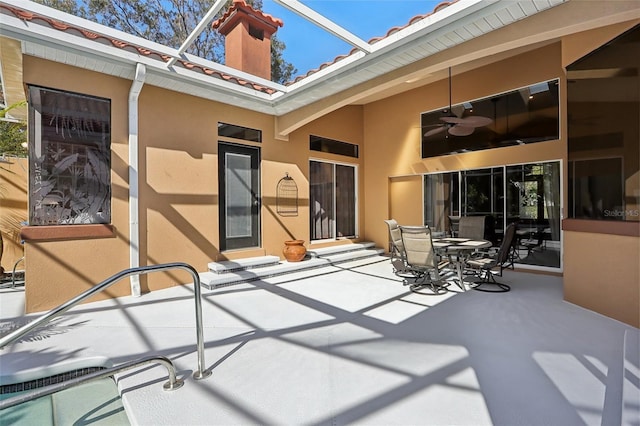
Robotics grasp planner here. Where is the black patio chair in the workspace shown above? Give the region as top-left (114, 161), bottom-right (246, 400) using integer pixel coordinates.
top-left (465, 222), bottom-right (517, 292)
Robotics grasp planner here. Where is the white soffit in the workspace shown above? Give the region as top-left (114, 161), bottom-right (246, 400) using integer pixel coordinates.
top-left (0, 0), bottom-right (568, 116)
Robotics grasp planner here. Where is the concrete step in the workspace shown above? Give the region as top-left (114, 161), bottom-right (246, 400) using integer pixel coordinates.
top-left (200, 243), bottom-right (383, 290)
top-left (207, 255), bottom-right (280, 274)
top-left (307, 242), bottom-right (376, 258)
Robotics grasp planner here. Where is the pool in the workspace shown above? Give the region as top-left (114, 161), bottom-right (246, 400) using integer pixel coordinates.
top-left (0, 365), bottom-right (130, 425)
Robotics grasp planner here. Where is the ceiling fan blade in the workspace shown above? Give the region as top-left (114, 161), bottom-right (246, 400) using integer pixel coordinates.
top-left (424, 126), bottom-right (446, 137)
top-left (440, 116), bottom-right (466, 124)
top-left (458, 116), bottom-right (493, 127)
top-left (448, 125), bottom-right (475, 136)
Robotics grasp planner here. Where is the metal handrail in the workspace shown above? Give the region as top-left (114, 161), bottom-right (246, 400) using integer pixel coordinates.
top-left (0, 355), bottom-right (184, 410)
top-left (0, 262), bottom-right (211, 380)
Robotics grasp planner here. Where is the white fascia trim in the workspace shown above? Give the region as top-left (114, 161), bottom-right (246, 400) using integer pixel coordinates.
top-left (0, 0), bottom-right (287, 94)
top-left (1, 0), bottom-right (178, 55)
top-left (274, 0), bottom-right (372, 53)
top-left (276, 0), bottom-right (495, 95)
top-left (0, 13), bottom-right (285, 104)
top-left (179, 51), bottom-right (289, 93)
top-left (369, 0), bottom-right (495, 52)
top-left (283, 51), bottom-right (366, 92)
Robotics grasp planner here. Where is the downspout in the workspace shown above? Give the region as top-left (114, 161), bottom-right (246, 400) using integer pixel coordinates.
top-left (128, 63), bottom-right (146, 296)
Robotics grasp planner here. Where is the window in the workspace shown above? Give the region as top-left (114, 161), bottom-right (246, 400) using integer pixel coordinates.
top-left (28, 86), bottom-right (111, 225)
top-left (310, 135), bottom-right (359, 158)
top-left (421, 79), bottom-right (559, 158)
top-left (310, 160), bottom-right (357, 240)
top-left (567, 25), bottom-right (639, 222)
top-left (218, 122), bottom-right (262, 142)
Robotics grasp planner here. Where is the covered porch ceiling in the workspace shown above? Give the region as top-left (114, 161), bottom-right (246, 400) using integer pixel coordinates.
top-left (1, 0), bottom-right (639, 136)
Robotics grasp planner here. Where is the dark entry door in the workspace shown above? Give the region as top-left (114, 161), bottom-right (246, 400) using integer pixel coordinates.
top-left (219, 143), bottom-right (260, 251)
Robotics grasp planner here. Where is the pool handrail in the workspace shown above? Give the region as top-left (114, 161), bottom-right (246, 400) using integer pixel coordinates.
top-left (0, 355), bottom-right (184, 410)
top-left (0, 262), bottom-right (211, 380)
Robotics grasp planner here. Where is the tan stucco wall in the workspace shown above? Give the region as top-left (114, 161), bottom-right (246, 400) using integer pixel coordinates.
top-left (19, 56), bottom-right (364, 310)
top-left (13, 16), bottom-right (640, 330)
top-left (0, 156), bottom-right (28, 272)
top-left (363, 43), bottom-right (566, 253)
top-left (564, 231), bottom-right (640, 327)
top-left (21, 57), bottom-right (132, 311)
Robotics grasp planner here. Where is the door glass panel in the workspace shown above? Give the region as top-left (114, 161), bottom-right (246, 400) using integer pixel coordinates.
top-left (310, 161), bottom-right (334, 240)
top-left (336, 164), bottom-right (356, 238)
top-left (462, 168), bottom-right (503, 243)
top-left (506, 162), bottom-right (561, 268)
top-left (226, 153), bottom-right (252, 238)
top-left (219, 142), bottom-right (260, 251)
top-left (423, 172), bottom-right (457, 234)
top-left (310, 161), bottom-right (357, 240)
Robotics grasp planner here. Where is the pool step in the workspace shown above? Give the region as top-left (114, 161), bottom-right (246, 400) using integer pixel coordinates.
top-left (0, 378), bottom-right (129, 426)
top-left (200, 242), bottom-right (384, 290)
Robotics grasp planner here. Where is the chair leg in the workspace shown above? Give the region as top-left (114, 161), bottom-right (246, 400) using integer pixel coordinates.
top-left (407, 272), bottom-right (448, 295)
top-left (470, 268), bottom-right (510, 292)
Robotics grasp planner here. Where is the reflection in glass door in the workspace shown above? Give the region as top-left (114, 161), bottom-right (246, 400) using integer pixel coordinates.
top-left (423, 160), bottom-right (561, 269)
top-left (462, 168), bottom-right (503, 243)
top-left (506, 162), bottom-right (561, 268)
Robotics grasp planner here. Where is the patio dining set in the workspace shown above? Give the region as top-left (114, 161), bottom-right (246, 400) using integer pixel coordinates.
top-left (384, 218), bottom-right (517, 294)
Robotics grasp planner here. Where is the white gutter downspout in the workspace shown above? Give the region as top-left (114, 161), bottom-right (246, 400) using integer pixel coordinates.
top-left (128, 63), bottom-right (146, 297)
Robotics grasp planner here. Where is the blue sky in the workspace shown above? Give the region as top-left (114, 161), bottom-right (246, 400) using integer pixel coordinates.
top-left (262, 1), bottom-right (444, 79)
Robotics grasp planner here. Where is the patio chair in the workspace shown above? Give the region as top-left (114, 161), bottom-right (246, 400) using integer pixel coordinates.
top-left (465, 222), bottom-right (517, 292)
top-left (399, 225), bottom-right (450, 294)
top-left (448, 216), bottom-right (460, 237)
top-left (454, 216), bottom-right (488, 270)
top-left (458, 216), bottom-right (486, 240)
top-left (384, 219), bottom-right (408, 274)
top-left (521, 229), bottom-right (545, 256)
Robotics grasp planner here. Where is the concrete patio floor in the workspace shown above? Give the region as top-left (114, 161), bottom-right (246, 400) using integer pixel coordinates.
top-left (1, 255), bottom-right (638, 425)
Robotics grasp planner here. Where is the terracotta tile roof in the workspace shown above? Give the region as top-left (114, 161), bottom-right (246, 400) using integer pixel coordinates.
top-left (2, 0), bottom-right (457, 92)
top-left (285, 0), bottom-right (459, 85)
top-left (0, 3), bottom-right (279, 95)
top-left (212, 0), bottom-right (284, 32)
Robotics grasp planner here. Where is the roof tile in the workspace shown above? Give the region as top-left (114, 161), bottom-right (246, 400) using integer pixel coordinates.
top-left (286, 0), bottom-right (458, 85)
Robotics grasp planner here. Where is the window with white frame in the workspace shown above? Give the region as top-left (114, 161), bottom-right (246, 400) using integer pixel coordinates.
top-left (28, 86), bottom-right (111, 225)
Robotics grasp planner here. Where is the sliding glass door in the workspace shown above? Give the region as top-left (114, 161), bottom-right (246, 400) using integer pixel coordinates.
top-left (505, 162), bottom-right (561, 267)
top-left (310, 160), bottom-right (357, 241)
top-left (423, 160), bottom-right (561, 269)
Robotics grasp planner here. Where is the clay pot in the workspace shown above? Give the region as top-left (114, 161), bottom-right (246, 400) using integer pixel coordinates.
top-left (283, 239), bottom-right (306, 262)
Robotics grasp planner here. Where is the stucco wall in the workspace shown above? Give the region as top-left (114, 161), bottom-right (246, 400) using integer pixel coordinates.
top-left (363, 43), bottom-right (567, 254)
top-left (564, 230), bottom-right (639, 328)
top-left (19, 56), bottom-right (364, 311)
top-left (13, 17), bottom-right (640, 329)
top-left (0, 156), bottom-right (27, 272)
top-left (21, 57), bottom-right (132, 311)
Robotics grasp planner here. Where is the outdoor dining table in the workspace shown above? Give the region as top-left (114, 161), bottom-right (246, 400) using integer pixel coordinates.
top-left (432, 237), bottom-right (492, 290)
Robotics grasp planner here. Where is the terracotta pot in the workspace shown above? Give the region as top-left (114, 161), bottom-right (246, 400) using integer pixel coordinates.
top-left (283, 239), bottom-right (306, 262)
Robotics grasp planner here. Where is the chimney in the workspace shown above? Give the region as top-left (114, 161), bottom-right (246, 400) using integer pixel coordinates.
top-left (212, 0), bottom-right (283, 80)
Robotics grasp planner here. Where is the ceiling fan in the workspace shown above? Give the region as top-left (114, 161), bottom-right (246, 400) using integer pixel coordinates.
top-left (423, 67), bottom-right (493, 137)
